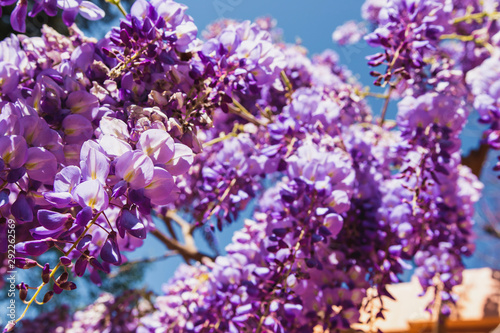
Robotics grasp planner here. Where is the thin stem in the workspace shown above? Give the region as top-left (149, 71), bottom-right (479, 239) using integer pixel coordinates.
top-left (205, 178), bottom-right (237, 222)
top-left (15, 212), bottom-right (102, 324)
top-left (230, 98), bottom-right (268, 127)
top-left (255, 229), bottom-right (305, 333)
top-left (164, 211), bottom-right (195, 249)
top-left (116, 2), bottom-right (127, 17)
top-left (107, 0), bottom-right (127, 17)
top-left (280, 70), bottom-right (293, 92)
top-left (101, 211), bottom-right (115, 232)
top-left (164, 218), bottom-right (178, 241)
top-left (440, 33), bottom-right (475, 42)
top-left (379, 85), bottom-right (394, 127)
top-left (452, 10), bottom-right (500, 24)
top-left (109, 252), bottom-right (177, 278)
top-left (366, 91), bottom-right (390, 99)
top-left (150, 229), bottom-right (215, 263)
top-left (0, 179), bottom-right (7, 191)
top-left (203, 133), bottom-right (237, 148)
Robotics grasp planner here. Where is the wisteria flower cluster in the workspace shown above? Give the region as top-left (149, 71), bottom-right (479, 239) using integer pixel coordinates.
top-left (0, 0), bottom-right (498, 332)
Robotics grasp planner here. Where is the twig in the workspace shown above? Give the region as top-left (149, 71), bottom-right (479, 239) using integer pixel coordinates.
top-left (15, 212), bottom-right (102, 324)
top-left (379, 85), bottom-right (394, 127)
top-left (203, 133), bottom-right (237, 148)
top-left (109, 252), bottom-right (177, 278)
top-left (150, 229), bottom-right (215, 264)
top-left (280, 70), bottom-right (293, 92)
top-left (452, 10), bottom-right (500, 24)
top-left (164, 211), bottom-right (195, 249)
top-left (107, 0), bottom-right (127, 17)
top-left (229, 99), bottom-right (268, 127)
top-left (461, 142), bottom-right (489, 178)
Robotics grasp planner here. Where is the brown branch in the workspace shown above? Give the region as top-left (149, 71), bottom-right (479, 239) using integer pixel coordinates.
top-left (229, 99), bottom-right (268, 127)
top-left (379, 85), bottom-right (394, 127)
top-left (461, 142), bottom-right (489, 178)
top-left (163, 218), bottom-right (178, 241)
top-left (150, 229), bottom-right (215, 264)
top-left (109, 252), bottom-right (178, 278)
top-left (163, 211), bottom-right (196, 249)
top-left (480, 201), bottom-right (500, 239)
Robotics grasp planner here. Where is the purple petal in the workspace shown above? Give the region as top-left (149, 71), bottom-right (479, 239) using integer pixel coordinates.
top-left (98, 135), bottom-right (131, 159)
top-left (144, 167), bottom-right (175, 205)
top-left (11, 193), bottom-right (33, 223)
top-left (37, 209), bottom-right (71, 230)
top-left (74, 254), bottom-right (88, 277)
top-left (62, 7), bottom-right (78, 26)
top-left (324, 213), bottom-right (344, 237)
top-left (15, 257), bottom-right (38, 269)
top-left (76, 234), bottom-right (92, 251)
top-left (24, 147), bottom-right (58, 184)
top-left (328, 190), bottom-right (350, 214)
top-left (75, 206), bottom-right (93, 227)
top-left (115, 150), bottom-right (154, 189)
top-left (0, 135), bottom-right (28, 169)
top-left (112, 180), bottom-right (128, 199)
top-left (60, 256), bottom-right (72, 266)
top-left (130, 0), bottom-right (147, 17)
top-left (57, 0), bottom-right (79, 10)
top-left (15, 240), bottom-right (52, 256)
top-left (164, 143), bottom-right (193, 176)
top-left (0, 63), bottom-right (20, 94)
top-left (99, 117), bottom-right (130, 140)
top-left (65, 89), bottom-right (99, 120)
top-left (78, 1), bottom-right (105, 20)
top-left (43, 192), bottom-right (74, 208)
top-left (53, 283), bottom-right (63, 294)
top-left (69, 43), bottom-right (96, 72)
top-left (118, 209), bottom-right (146, 239)
top-left (0, 190), bottom-right (9, 208)
top-left (11, 0), bottom-right (28, 33)
top-left (89, 257), bottom-right (106, 272)
top-left (80, 145), bottom-right (109, 184)
top-left (62, 114), bottom-right (93, 144)
top-left (29, 226), bottom-right (64, 239)
top-left (54, 166), bottom-right (81, 193)
top-left (137, 129), bottom-right (175, 164)
top-left (100, 231), bottom-right (122, 265)
top-left (6, 167), bottom-right (26, 183)
top-left (73, 179), bottom-right (109, 212)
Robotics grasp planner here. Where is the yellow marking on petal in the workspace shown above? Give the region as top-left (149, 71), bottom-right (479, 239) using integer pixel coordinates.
top-left (24, 162), bottom-right (36, 170)
top-left (3, 152), bottom-right (12, 163)
top-left (124, 171), bottom-right (134, 182)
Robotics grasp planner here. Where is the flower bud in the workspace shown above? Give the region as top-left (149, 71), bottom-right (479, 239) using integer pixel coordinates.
top-left (15, 257), bottom-right (38, 269)
top-left (18, 282), bottom-right (27, 301)
top-left (4, 321), bottom-right (16, 332)
top-left (75, 253), bottom-right (89, 277)
top-left (37, 210), bottom-right (72, 230)
top-left (42, 263), bottom-right (50, 284)
top-left (59, 281), bottom-right (77, 291)
top-left (42, 291), bottom-right (54, 304)
top-left (100, 231), bottom-right (122, 265)
top-left (56, 272), bottom-right (69, 285)
top-left (59, 256), bottom-right (72, 267)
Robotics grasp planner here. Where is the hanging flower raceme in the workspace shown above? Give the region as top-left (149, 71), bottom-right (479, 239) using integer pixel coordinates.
top-left (1, 0), bottom-right (496, 331)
